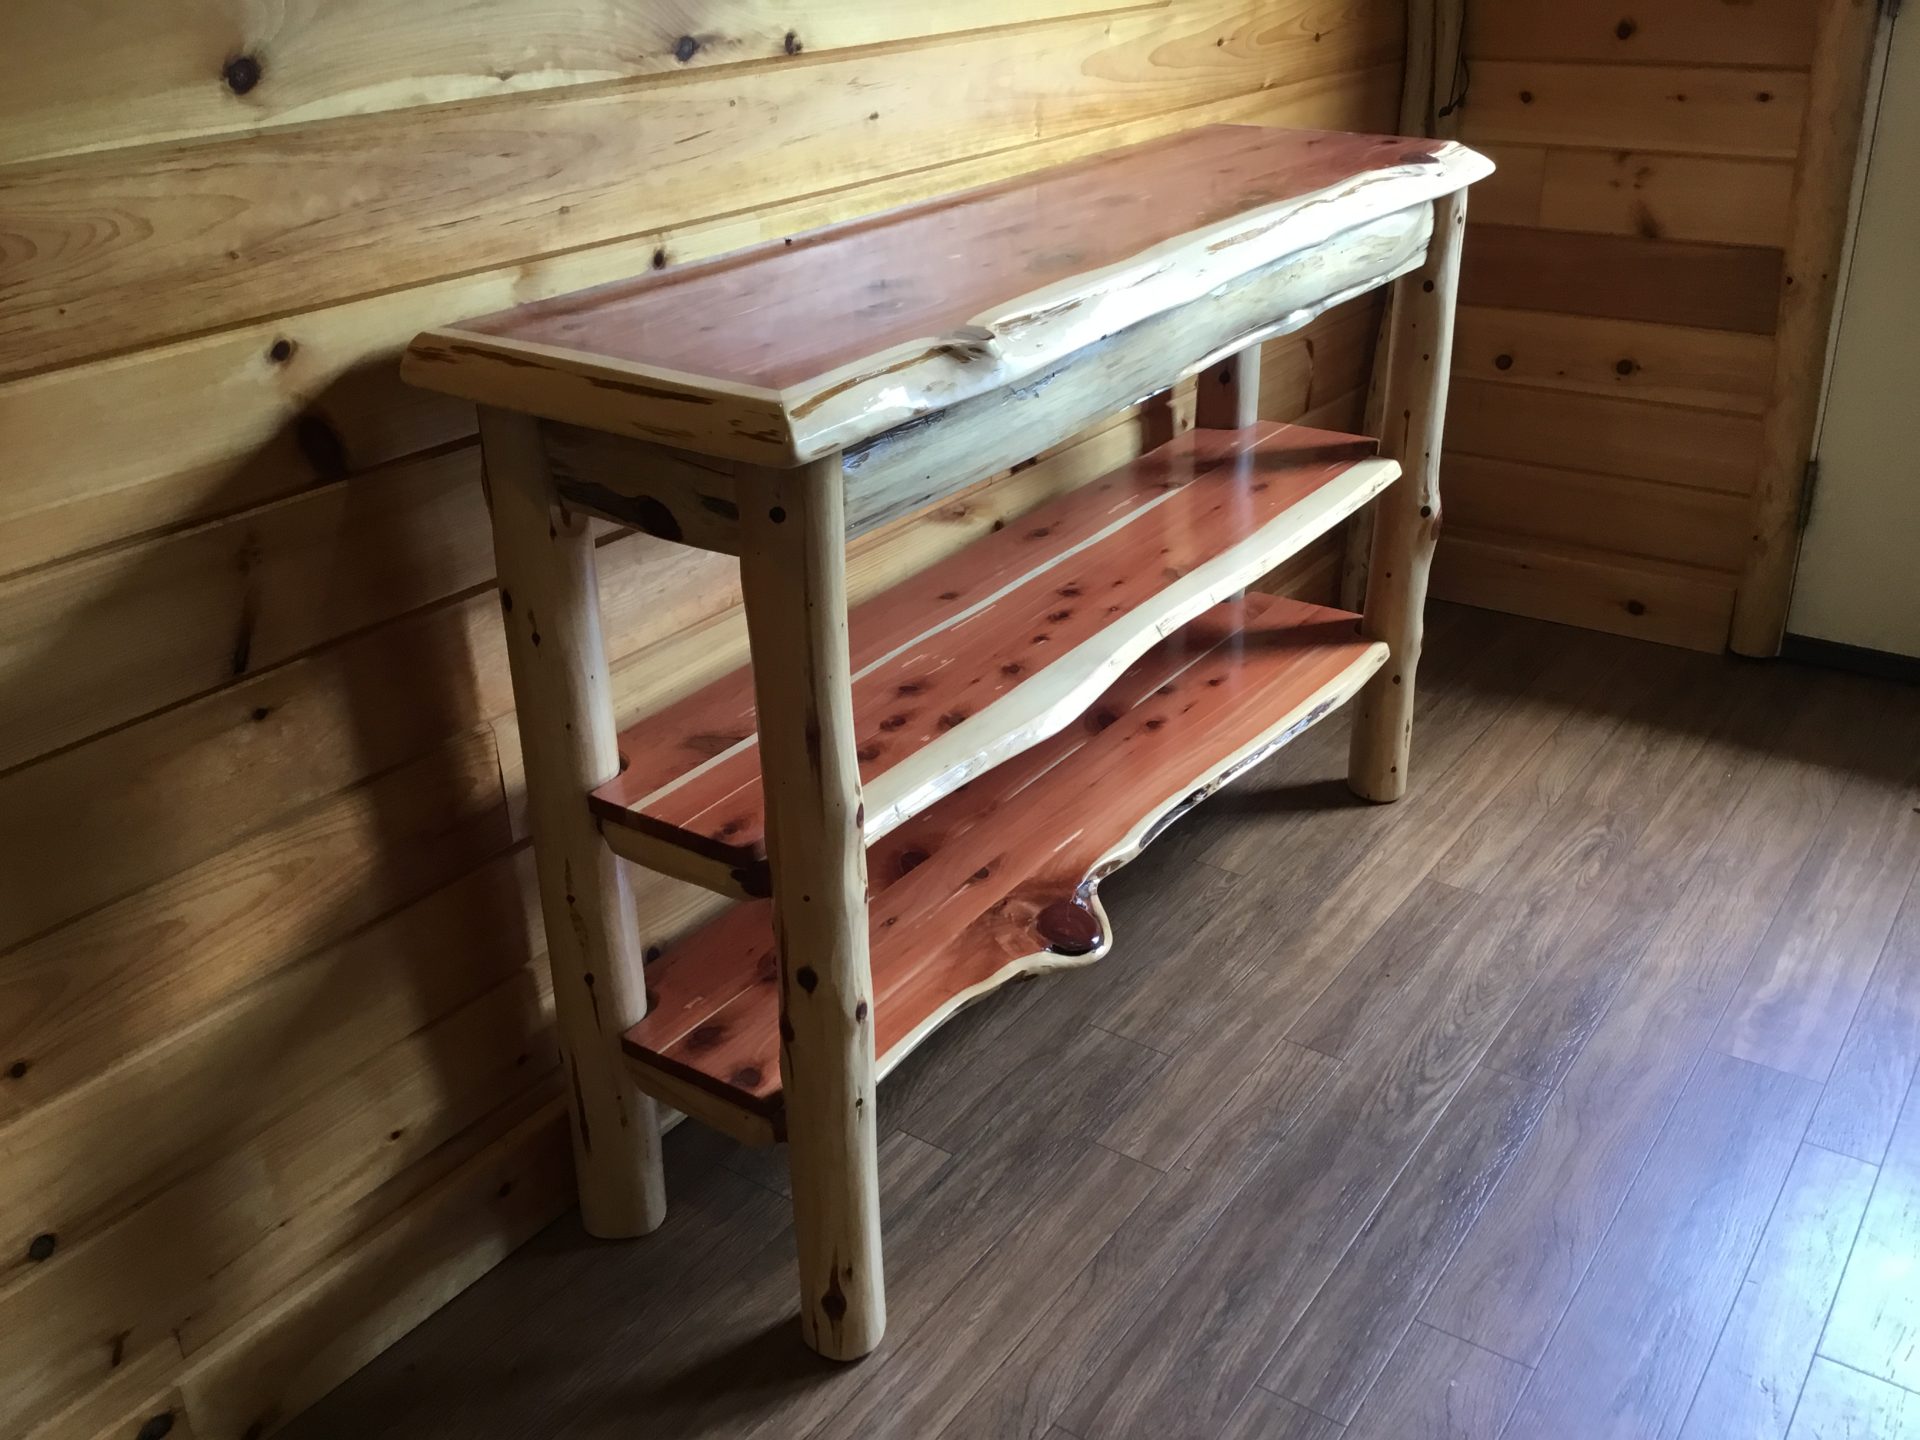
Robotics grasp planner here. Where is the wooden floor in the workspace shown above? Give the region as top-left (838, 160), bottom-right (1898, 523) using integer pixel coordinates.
top-left (285, 603), bottom-right (1920, 1440)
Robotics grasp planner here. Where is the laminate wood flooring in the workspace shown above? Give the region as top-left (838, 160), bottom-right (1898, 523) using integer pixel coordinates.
top-left (282, 604), bottom-right (1920, 1440)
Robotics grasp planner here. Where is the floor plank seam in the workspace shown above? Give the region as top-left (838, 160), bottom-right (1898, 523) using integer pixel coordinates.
top-left (1810, 1069), bottom-right (1920, 1394)
top-left (1666, 1121), bottom-right (1833, 1440)
top-left (1487, 1042), bottom-right (1723, 1438)
top-left (1251, 1378), bottom-right (1344, 1427)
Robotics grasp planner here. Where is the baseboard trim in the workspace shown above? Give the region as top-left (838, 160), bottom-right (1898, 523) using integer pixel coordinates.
top-left (1781, 633), bottom-right (1920, 684)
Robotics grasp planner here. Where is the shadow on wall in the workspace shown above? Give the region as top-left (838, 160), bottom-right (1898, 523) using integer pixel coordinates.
top-left (0, 347), bottom-right (561, 1437)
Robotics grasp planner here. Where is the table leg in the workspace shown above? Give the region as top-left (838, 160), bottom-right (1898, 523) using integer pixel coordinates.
top-left (1348, 190), bottom-right (1467, 802)
top-left (480, 407), bottom-right (667, 1236)
top-left (740, 452), bottom-right (887, 1361)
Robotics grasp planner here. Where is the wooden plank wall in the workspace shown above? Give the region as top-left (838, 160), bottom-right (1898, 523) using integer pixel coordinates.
top-left (1431, 0), bottom-right (1822, 651)
top-left (0, 4), bottom-right (1403, 1437)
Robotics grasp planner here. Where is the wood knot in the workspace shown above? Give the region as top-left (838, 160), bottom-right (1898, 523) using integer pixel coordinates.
top-left (1494, 353), bottom-right (1514, 370)
top-left (1615, 358), bottom-right (1638, 376)
top-left (135, 1414), bottom-right (176, 1440)
top-left (223, 54), bottom-right (262, 94)
top-left (6, 1060), bottom-right (28, 1080)
top-left (267, 337), bottom-right (294, 363)
top-left (784, 29), bottom-right (802, 54)
top-left (674, 35), bottom-right (699, 62)
top-left (795, 966), bottom-right (818, 993)
top-left (27, 1232), bottom-right (56, 1262)
top-left (1615, 17), bottom-right (1637, 39)
top-left (1036, 899), bottom-right (1102, 956)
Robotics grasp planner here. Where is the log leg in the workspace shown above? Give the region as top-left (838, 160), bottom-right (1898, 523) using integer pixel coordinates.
top-left (1196, 342), bottom-right (1263, 430)
top-left (739, 452), bottom-right (886, 1361)
top-left (479, 407), bottom-right (667, 1237)
top-left (1348, 190), bottom-right (1467, 802)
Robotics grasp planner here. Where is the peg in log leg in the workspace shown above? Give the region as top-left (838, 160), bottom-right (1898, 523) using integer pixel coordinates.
top-left (1348, 190), bottom-right (1467, 802)
top-left (1196, 342), bottom-right (1263, 430)
top-left (739, 453), bottom-right (886, 1361)
top-left (479, 407), bottom-right (667, 1236)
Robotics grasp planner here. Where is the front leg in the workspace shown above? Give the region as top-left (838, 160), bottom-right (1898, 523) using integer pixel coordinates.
top-left (739, 451), bottom-right (887, 1361)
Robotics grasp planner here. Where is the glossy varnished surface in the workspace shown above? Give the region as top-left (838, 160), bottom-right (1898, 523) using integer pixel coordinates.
top-left (591, 421), bottom-right (1385, 876)
top-left (403, 126), bottom-right (1489, 460)
top-left (623, 592), bottom-right (1382, 1123)
top-left (283, 607), bottom-right (1920, 1440)
top-left (458, 128), bottom-right (1435, 390)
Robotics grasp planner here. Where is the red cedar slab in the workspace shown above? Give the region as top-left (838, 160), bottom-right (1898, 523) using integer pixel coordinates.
top-left (623, 590), bottom-right (1386, 1126)
top-left (591, 422), bottom-right (1386, 877)
top-left (403, 126), bottom-right (1492, 461)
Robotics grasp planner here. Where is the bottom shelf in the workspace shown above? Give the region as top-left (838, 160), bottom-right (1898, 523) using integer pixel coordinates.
top-left (621, 590), bottom-right (1387, 1142)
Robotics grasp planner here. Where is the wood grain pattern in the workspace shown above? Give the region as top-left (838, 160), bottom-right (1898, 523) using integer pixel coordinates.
top-left (1261, 1066), bottom-right (1548, 1420)
top-left (1713, 732), bottom-right (1920, 1080)
top-left (1500, 1050), bottom-right (1818, 1438)
top-left (1463, 61), bottom-right (1808, 160)
top-left (409, 127), bottom-right (1485, 462)
top-left (0, 6), bottom-right (1402, 379)
top-left (1344, 1323), bottom-right (1528, 1440)
top-left (0, 0), bottom-right (1409, 1430)
top-left (1533, 150), bottom-right (1798, 249)
top-left (624, 593), bottom-right (1383, 1124)
top-left (1809, 880), bottom-right (1920, 1163)
top-left (1820, 1081), bottom-right (1920, 1392)
top-left (1420, 687), bottom-right (1850, 1362)
top-left (1431, 529), bottom-right (1737, 652)
top-left (1467, 0), bottom-right (1821, 66)
top-left (1678, 1143), bottom-right (1876, 1440)
top-left (1444, 456), bottom-right (1749, 572)
top-left (1787, 1359), bottom-right (1920, 1440)
top-left (1447, 378), bottom-right (1764, 494)
top-left (593, 423), bottom-right (1391, 873)
top-left (1453, 306), bottom-right (1777, 415)
top-left (246, 605), bottom-right (1920, 1440)
top-left (0, 77), bottom-right (1393, 582)
top-left (0, 0), bottom-right (1152, 165)
top-left (1460, 225), bottom-right (1787, 336)
top-left (1730, 0), bottom-right (1886, 656)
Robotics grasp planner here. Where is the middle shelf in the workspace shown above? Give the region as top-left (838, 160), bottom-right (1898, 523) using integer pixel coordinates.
top-left (591, 420), bottom-right (1399, 898)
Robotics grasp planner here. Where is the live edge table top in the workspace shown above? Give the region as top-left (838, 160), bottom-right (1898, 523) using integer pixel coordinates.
top-left (402, 125), bottom-right (1491, 467)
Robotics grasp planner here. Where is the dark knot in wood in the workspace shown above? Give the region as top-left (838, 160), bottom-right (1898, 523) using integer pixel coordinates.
top-left (1036, 899), bottom-right (1102, 956)
top-left (223, 54), bottom-right (262, 94)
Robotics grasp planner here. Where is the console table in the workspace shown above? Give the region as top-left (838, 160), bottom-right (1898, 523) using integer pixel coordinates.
top-left (402, 124), bottom-right (1490, 1361)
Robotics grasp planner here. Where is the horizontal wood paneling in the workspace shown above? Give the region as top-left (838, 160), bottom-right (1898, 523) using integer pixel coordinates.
top-left (1466, 0), bottom-right (1821, 67)
top-left (1533, 150), bottom-right (1797, 248)
top-left (1460, 225), bottom-right (1786, 335)
top-left (0, 0), bottom-right (1157, 166)
top-left (0, 3), bottom-right (1397, 379)
top-left (1453, 307), bottom-right (1776, 415)
top-left (1432, 530), bottom-right (1737, 653)
top-left (1447, 379), bottom-right (1763, 495)
top-left (0, 728), bottom-right (511, 1122)
top-left (1444, 456), bottom-right (1749, 572)
top-left (1463, 62), bottom-right (1807, 159)
top-left (0, 65), bottom-right (1392, 582)
top-left (0, 3), bottom-right (1400, 1433)
top-left (1431, 0), bottom-right (1813, 650)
